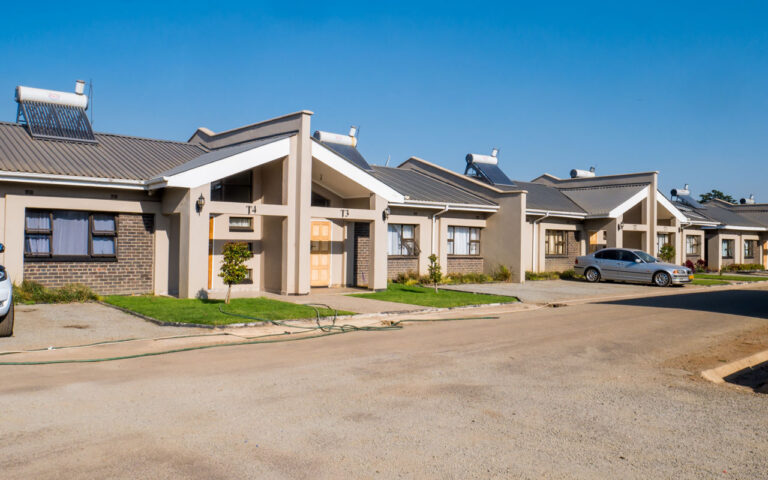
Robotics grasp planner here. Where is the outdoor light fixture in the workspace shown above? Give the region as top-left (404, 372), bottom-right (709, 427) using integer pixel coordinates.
top-left (382, 207), bottom-right (391, 221)
top-left (617, 223), bottom-right (624, 231)
top-left (196, 194), bottom-right (205, 213)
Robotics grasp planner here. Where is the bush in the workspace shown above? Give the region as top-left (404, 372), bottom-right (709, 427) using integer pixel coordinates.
top-left (659, 244), bottom-right (675, 263)
top-left (13, 280), bottom-right (99, 305)
top-left (558, 269), bottom-right (578, 280)
top-left (493, 265), bottom-right (512, 282)
top-left (393, 270), bottom-right (420, 284)
top-left (722, 263), bottom-right (764, 273)
top-left (444, 272), bottom-right (492, 284)
top-left (685, 259), bottom-right (694, 270)
top-left (695, 258), bottom-right (707, 273)
top-left (525, 271), bottom-right (560, 281)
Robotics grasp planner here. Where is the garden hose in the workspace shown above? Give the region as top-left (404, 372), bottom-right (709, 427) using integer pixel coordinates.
top-left (0, 303), bottom-right (500, 366)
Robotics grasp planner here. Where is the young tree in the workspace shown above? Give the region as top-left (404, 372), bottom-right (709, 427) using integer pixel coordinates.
top-left (219, 242), bottom-right (253, 304)
top-left (427, 254), bottom-right (442, 293)
top-left (659, 244), bottom-right (675, 263)
top-left (699, 189), bottom-right (736, 204)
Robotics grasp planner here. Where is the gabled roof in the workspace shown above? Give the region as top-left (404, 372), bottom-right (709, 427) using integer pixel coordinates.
top-left (513, 181), bottom-right (585, 214)
top-left (313, 138), bottom-right (372, 171)
top-left (559, 184), bottom-right (649, 217)
top-left (370, 166), bottom-right (497, 207)
top-left (0, 121), bottom-right (206, 181)
top-left (699, 201), bottom-right (766, 230)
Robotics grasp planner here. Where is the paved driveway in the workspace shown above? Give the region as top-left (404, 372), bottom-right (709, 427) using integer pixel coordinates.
top-left (442, 279), bottom-right (694, 304)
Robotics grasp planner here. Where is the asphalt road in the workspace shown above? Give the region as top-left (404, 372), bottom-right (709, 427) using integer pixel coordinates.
top-left (2, 287), bottom-right (768, 479)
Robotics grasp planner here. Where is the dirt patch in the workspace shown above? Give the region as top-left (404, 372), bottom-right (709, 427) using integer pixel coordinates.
top-left (663, 323), bottom-right (768, 378)
top-left (63, 325), bottom-right (90, 329)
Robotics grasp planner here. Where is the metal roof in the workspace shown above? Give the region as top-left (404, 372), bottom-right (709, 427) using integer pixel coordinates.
top-left (371, 166), bottom-right (497, 206)
top-left (698, 202), bottom-right (766, 229)
top-left (727, 207), bottom-right (768, 228)
top-left (154, 133), bottom-right (293, 179)
top-left (0, 121), bottom-right (205, 181)
top-left (315, 140), bottom-right (373, 171)
top-left (514, 181), bottom-right (586, 213)
top-left (559, 184), bottom-right (648, 216)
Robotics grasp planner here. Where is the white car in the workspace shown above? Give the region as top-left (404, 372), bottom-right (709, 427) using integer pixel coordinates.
top-left (0, 243), bottom-right (13, 337)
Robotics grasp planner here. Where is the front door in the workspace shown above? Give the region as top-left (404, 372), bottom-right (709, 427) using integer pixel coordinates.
top-left (310, 221), bottom-right (331, 287)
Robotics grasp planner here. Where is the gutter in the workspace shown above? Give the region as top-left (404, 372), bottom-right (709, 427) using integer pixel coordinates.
top-left (398, 201), bottom-right (498, 213)
top-left (0, 170), bottom-right (147, 190)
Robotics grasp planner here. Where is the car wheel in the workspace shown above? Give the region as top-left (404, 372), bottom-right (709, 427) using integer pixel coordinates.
top-left (653, 272), bottom-right (671, 287)
top-left (585, 268), bottom-right (601, 283)
top-left (0, 302), bottom-right (13, 337)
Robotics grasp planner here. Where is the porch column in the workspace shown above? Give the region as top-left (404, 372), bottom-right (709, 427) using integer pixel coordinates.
top-left (178, 186), bottom-right (210, 298)
top-left (153, 213), bottom-right (170, 295)
top-left (606, 218), bottom-right (622, 249)
top-left (368, 194), bottom-right (388, 290)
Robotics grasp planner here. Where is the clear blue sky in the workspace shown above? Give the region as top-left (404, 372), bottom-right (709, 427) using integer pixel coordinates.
top-left (1, 1), bottom-right (766, 200)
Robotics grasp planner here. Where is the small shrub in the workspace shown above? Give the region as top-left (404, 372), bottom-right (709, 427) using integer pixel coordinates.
top-left (219, 242), bottom-right (254, 304)
top-left (427, 254), bottom-right (442, 293)
top-left (695, 259), bottom-right (707, 273)
top-left (493, 265), bottom-right (512, 282)
top-left (558, 269), bottom-right (577, 280)
top-left (685, 260), bottom-right (694, 270)
top-left (13, 280), bottom-right (98, 305)
top-left (722, 263), bottom-right (764, 273)
top-left (525, 271), bottom-right (560, 281)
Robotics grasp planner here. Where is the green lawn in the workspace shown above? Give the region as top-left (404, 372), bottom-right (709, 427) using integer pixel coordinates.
top-left (694, 274), bottom-right (768, 283)
top-left (103, 295), bottom-right (352, 326)
top-left (350, 283), bottom-right (517, 308)
top-left (690, 278), bottom-right (730, 286)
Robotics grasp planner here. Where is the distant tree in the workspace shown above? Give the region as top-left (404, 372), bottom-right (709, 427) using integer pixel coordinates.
top-left (219, 242), bottom-right (253, 304)
top-left (659, 244), bottom-right (675, 263)
top-left (699, 189), bottom-right (736, 204)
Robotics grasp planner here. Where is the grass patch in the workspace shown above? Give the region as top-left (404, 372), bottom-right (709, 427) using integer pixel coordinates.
top-left (694, 274), bottom-right (768, 283)
top-left (350, 283), bottom-right (516, 308)
top-left (13, 280), bottom-right (98, 305)
top-left (103, 295), bottom-right (353, 326)
top-left (691, 278), bottom-right (730, 286)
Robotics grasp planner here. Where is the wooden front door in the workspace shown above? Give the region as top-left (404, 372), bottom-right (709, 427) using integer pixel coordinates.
top-left (310, 221), bottom-right (331, 287)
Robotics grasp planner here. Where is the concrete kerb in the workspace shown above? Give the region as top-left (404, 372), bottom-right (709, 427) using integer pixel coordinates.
top-left (701, 349), bottom-right (768, 385)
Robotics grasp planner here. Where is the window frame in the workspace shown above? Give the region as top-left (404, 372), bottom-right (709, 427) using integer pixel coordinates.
top-left (24, 209), bottom-right (119, 262)
top-left (545, 230), bottom-right (567, 257)
top-left (722, 239), bottom-right (735, 259)
top-left (447, 226), bottom-right (481, 256)
top-left (656, 233), bottom-right (671, 255)
top-left (685, 235), bottom-right (700, 256)
top-left (388, 224), bottom-right (417, 256)
top-left (229, 216), bottom-right (254, 232)
top-left (744, 240), bottom-right (756, 259)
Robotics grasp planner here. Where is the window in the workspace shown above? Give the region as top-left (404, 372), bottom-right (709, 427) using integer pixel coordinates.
top-left (24, 210), bottom-right (117, 259)
top-left (240, 268), bottom-right (253, 284)
top-left (656, 233), bottom-right (671, 254)
top-left (447, 226), bottom-right (481, 255)
top-left (722, 239), bottom-right (735, 259)
top-left (229, 216), bottom-right (254, 232)
top-left (388, 224), bottom-right (416, 256)
top-left (686, 235), bottom-right (700, 255)
top-left (744, 240), bottom-right (756, 259)
top-left (595, 249), bottom-right (620, 260)
top-left (545, 230), bottom-right (566, 256)
top-left (619, 250), bottom-right (640, 262)
top-left (311, 191), bottom-right (330, 207)
top-left (211, 170), bottom-right (253, 203)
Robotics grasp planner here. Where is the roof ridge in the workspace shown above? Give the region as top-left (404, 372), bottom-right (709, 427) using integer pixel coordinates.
top-left (558, 182), bottom-right (649, 191)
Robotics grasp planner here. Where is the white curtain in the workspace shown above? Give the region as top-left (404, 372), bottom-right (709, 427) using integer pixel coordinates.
top-left (453, 227), bottom-right (470, 255)
top-left (52, 211), bottom-right (89, 255)
top-left (93, 214), bottom-right (116, 232)
top-left (92, 237), bottom-right (116, 255)
top-left (388, 225), bottom-right (401, 255)
top-left (25, 211), bottom-right (50, 230)
top-left (25, 234), bottom-right (50, 254)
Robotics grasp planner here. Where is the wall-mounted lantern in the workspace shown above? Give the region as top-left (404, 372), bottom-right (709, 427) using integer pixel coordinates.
top-left (382, 207), bottom-right (391, 222)
top-left (196, 194), bottom-right (206, 213)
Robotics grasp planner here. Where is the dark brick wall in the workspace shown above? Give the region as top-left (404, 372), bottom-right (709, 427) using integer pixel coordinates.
top-left (23, 214), bottom-right (154, 295)
top-left (446, 256), bottom-right (483, 274)
top-left (544, 231), bottom-right (579, 272)
top-left (387, 256), bottom-right (418, 280)
top-left (353, 222), bottom-right (370, 287)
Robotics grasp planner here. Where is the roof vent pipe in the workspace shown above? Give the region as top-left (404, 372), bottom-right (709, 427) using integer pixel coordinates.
top-left (570, 167), bottom-right (596, 179)
top-left (740, 194), bottom-right (755, 205)
top-left (75, 80), bottom-right (86, 95)
top-left (491, 147), bottom-right (499, 158)
top-left (348, 125), bottom-right (357, 137)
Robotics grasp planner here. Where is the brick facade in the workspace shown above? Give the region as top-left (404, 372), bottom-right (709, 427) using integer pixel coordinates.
top-left (353, 222), bottom-right (370, 287)
top-left (23, 214), bottom-right (154, 295)
top-left (387, 256), bottom-right (418, 280)
top-left (446, 256), bottom-right (483, 274)
top-left (544, 230), bottom-right (579, 272)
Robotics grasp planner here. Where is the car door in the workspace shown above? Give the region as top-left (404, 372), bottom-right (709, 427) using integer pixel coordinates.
top-left (594, 249), bottom-right (620, 280)
top-left (619, 250), bottom-right (646, 282)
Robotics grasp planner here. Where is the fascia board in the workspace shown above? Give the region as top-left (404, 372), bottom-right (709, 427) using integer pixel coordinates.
top-left (311, 142), bottom-right (404, 203)
top-left (656, 191), bottom-right (688, 222)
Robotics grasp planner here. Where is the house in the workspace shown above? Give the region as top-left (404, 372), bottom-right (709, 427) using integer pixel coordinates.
top-left (669, 188), bottom-right (768, 270)
top-left (398, 154), bottom-right (689, 275)
top-left (0, 81), bottom-right (498, 297)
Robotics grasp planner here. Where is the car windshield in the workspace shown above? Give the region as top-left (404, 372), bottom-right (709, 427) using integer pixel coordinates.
top-left (634, 251), bottom-right (658, 263)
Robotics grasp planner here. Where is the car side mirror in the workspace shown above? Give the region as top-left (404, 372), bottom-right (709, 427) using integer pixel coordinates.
top-left (0, 243), bottom-right (4, 253)
top-left (634, 258), bottom-right (642, 263)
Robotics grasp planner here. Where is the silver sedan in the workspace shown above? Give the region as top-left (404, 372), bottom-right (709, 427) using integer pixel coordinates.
top-left (574, 248), bottom-right (693, 287)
